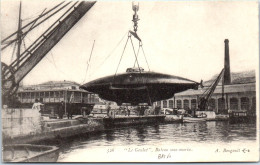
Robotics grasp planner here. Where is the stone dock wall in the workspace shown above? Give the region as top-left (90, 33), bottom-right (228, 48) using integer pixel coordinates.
top-left (2, 108), bottom-right (105, 144)
top-left (2, 109), bottom-right (189, 144)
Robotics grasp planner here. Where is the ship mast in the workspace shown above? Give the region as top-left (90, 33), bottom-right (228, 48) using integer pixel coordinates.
top-left (16, 1), bottom-right (22, 70)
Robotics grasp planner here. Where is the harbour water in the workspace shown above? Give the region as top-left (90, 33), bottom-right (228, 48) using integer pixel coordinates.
top-left (57, 121), bottom-right (256, 162)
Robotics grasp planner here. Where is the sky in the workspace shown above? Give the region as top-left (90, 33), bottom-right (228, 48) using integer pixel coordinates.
top-left (1, 0), bottom-right (259, 86)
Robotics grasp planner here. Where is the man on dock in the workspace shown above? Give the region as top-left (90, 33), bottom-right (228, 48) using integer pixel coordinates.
top-left (58, 101), bottom-right (65, 119)
top-left (32, 99), bottom-right (44, 114)
top-left (127, 106), bottom-right (130, 116)
top-left (67, 103), bottom-right (73, 119)
top-left (154, 106), bottom-right (160, 115)
top-left (106, 102), bottom-right (111, 117)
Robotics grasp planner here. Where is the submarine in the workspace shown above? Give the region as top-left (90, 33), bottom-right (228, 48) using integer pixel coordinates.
top-left (80, 67), bottom-right (199, 106)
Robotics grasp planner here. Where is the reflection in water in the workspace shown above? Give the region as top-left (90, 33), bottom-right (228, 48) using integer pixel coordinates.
top-left (104, 130), bottom-right (115, 142)
top-left (136, 126), bottom-right (147, 142)
top-left (58, 121), bottom-right (256, 161)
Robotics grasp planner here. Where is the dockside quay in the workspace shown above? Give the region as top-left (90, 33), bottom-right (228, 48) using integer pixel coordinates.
top-left (157, 81), bottom-right (256, 116)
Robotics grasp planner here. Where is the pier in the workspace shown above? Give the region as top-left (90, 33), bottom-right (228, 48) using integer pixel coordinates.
top-left (2, 108), bottom-right (171, 144)
top-left (3, 106), bottom-right (236, 145)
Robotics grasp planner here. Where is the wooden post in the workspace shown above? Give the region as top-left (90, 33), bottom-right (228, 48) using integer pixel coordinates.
top-left (64, 90), bottom-right (67, 115)
top-left (173, 96), bottom-right (175, 109)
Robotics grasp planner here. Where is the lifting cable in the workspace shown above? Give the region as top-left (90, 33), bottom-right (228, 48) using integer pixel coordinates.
top-left (112, 33), bottom-right (130, 84)
top-left (141, 44), bottom-right (150, 72)
top-left (129, 35), bottom-right (152, 106)
top-left (133, 42), bottom-right (150, 72)
top-left (111, 30), bottom-right (153, 105)
top-left (133, 42), bottom-right (141, 68)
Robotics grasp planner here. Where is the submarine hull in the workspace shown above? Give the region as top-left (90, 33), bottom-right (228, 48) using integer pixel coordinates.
top-left (80, 72), bottom-right (198, 105)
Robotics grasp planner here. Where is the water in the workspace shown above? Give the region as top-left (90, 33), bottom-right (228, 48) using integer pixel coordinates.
top-left (57, 121), bottom-right (256, 162)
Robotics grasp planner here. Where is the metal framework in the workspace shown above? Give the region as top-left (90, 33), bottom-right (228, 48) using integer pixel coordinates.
top-left (2, 1), bottom-right (96, 106)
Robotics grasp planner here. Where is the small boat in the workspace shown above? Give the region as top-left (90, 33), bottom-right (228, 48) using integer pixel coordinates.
top-left (3, 144), bottom-right (59, 162)
top-left (103, 115), bottom-right (166, 127)
top-left (183, 117), bottom-right (207, 123)
top-left (228, 110), bottom-right (250, 123)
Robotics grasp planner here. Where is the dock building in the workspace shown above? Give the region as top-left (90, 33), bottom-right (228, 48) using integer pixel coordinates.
top-left (156, 39), bottom-right (256, 116)
top-left (17, 80), bottom-right (100, 116)
top-left (155, 76), bottom-right (256, 115)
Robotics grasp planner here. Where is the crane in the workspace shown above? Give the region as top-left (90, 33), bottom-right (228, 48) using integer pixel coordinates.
top-left (198, 68), bottom-right (225, 111)
top-left (1, 1), bottom-right (96, 107)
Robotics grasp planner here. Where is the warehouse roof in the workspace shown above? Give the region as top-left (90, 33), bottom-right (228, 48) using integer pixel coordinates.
top-left (175, 83), bottom-right (255, 96)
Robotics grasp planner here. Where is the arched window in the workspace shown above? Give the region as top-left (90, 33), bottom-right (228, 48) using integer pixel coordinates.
top-left (40, 92), bottom-right (44, 98)
top-left (208, 98), bottom-right (216, 111)
top-left (50, 91), bottom-right (54, 98)
top-left (31, 92), bottom-right (35, 99)
top-left (183, 99), bottom-right (190, 110)
top-left (36, 92), bottom-right (40, 99)
top-left (241, 97), bottom-right (249, 110)
top-left (60, 91), bottom-right (64, 98)
top-left (26, 92), bottom-right (31, 99)
top-left (163, 101), bottom-right (167, 108)
top-left (55, 91), bottom-right (59, 98)
top-left (169, 100), bottom-right (174, 108)
top-left (191, 99), bottom-right (197, 110)
top-left (251, 97), bottom-right (256, 114)
top-left (176, 100), bottom-right (182, 109)
top-left (45, 92), bottom-right (50, 99)
top-left (230, 98), bottom-right (238, 110)
top-left (218, 98), bottom-right (226, 114)
top-left (21, 93), bottom-right (24, 100)
top-left (83, 93), bottom-right (88, 103)
top-left (157, 101), bottom-right (161, 107)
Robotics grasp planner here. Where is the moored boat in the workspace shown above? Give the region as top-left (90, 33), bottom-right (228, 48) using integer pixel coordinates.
top-left (103, 115), bottom-right (166, 127)
top-left (228, 110), bottom-right (250, 123)
top-left (3, 144), bottom-right (59, 162)
top-left (183, 117), bottom-right (207, 123)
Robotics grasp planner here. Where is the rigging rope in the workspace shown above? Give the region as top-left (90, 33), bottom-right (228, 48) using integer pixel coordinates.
top-left (22, 38), bottom-right (27, 54)
top-left (50, 51), bottom-right (57, 68)
top-left (1, 1), bottom-right (72, 51)
top-left (7, 1), bottom-right (78, 73)
top-left (2, 1), bottom-right (66, 43)
top-left (82, 40), bottom-right (95, 83)
top-left (89, 31), bottom-right (128, 78)
top-left (10, 42), bottom-right (17, 64)
top-left (21, 9), bottom-right (47, 42)
top-left (21, 7), bottom-right (48, 22)
top-left (45, 55), bottom-right (70, 78)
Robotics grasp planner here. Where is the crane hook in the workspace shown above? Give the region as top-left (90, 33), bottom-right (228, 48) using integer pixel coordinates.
top-left (132, 2), bottom-right (140, 33)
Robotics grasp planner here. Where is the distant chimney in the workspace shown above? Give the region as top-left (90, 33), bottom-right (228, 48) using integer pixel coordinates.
top-left (224, 39), bottom-right (231, 85)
